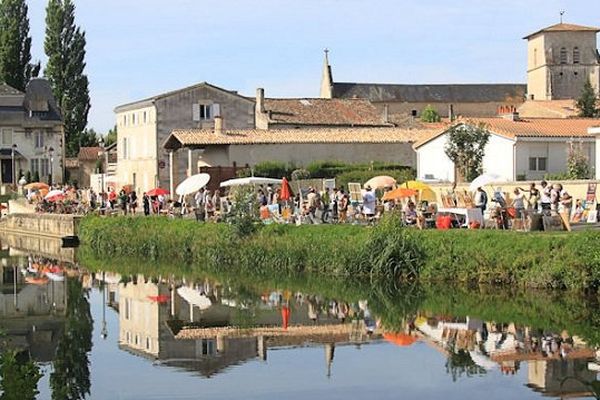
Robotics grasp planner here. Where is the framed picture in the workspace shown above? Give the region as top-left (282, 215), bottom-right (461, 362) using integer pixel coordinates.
top-left (587, 210), bottom-right (598, 224)
top-left (348, 183), bottom-right (362, 203)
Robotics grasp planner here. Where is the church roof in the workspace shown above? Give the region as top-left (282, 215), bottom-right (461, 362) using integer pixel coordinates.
top-left (263, 98), bottom-right (391, 127)
top-left (331, 83), bottom-right (526, 104)
top-left (523, 23), bottom-right (600, 39)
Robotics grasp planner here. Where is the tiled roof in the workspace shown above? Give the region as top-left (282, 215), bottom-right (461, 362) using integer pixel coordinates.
top-left (164, 126), bottom-right (447, 150)
top-left (517, 100), bottom-right (578, 119)
top-left (263, 98), bottom-right (391, 127)
top-left (332, 83), bottom-right (526, 103)
top-left (524, 23), bottom-right (600, 39)
top-left (0, 83), bottom-right (22, 96)
top-left (78, 146), bottom-right (102, 161)
top-left (414, 117), bottom-right (600, 149)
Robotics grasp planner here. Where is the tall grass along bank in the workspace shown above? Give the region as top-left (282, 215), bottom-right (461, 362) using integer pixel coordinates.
top-left (79, 215), bottom-right (600, 292)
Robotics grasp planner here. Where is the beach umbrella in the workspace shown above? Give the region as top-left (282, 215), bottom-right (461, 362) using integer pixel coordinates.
top-left (176, 286), bottom-right (212, 310)
top-left (281, 305), bottom-right (291, 330)
top-left (469, 173), bottom-right (504, 192)
top-left (401, 181), bottom-right (437, 202)
top-left (383, 332), bottom-right (417, 347)
top-left (382, 187), bottom-right (418, 201)
top-left (364, 175), bottom-right (396, 190)
top-left (146, 187), bottom-right (170, 197)
top-left (45, 189), bottom-right (64, 202)
top-left (24, 182), bottom-right (49, 190)
top-left (176, 173), bottom-right (210, 196)
top-left (220, 177), bottom-right (282, 187)
top-left (280, 177), bottom-right (292, 201)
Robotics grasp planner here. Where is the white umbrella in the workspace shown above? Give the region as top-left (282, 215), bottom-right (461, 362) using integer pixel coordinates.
top-left (220, 177), bottom-right (282, 187)
top-left (176, 173), bottom-right (210, 196)
top-left (469, 173), bottom-right (504, 192)
top-left (177, 286), bottom-right (212, 310)
top-left (44, 189), bottom-right (64, 200)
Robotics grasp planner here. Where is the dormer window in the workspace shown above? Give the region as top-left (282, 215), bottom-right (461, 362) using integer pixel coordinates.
top-left (560, 47), bottom-right (567, 64)
top-left (573, 47), bottom-right (580, 64)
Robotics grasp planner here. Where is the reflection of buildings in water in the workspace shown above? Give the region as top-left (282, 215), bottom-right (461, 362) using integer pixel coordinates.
top-left (527, 358), bottom-right (597, 398)
top-left (416, 315), bottom-right (599, 397)
top-left (0, 233), bottom-right (77, 264)
top-left (0, 256), bottom-right (67, 362)
top-left (117, 276), bottom-right (366, 377)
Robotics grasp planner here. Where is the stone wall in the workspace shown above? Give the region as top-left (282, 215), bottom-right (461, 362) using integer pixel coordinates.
top-left (1, 213), bottom-right (81, 238)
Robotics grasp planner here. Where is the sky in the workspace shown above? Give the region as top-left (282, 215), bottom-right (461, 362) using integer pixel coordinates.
top-left (25, 0), bottom-right (600, 132)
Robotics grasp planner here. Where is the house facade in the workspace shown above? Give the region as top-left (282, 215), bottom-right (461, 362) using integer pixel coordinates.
top-left (0, 79), bottom-right (64, 185)
top-left (114, 82), bottom-right (255, 195)
top-left (414, 117), bottom-right (599, 182)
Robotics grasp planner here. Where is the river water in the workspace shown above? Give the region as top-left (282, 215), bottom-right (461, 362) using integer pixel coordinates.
top-left (0, 236), bottom-right (599, 399)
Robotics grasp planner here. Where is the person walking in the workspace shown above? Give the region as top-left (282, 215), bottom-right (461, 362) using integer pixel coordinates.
top-left (194, 188), bottom-right (206, 222)
top-left (362, 185), bottom-right (376, 221)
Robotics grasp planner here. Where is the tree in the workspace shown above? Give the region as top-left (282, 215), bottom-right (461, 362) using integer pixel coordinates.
top-left (0, 351), bottom-right (42, 400)
top-left (79, 128), bottom-right (99, 148)
top-left (0, 0), bottom-right (40, 91)
top-left (575, 79), bottom-right (599, 118)
top-left (44, 0), bottom-right (90, 157)
top-left (103, 125), bottom-right (117, 147)
top-left (566, 139), bottom-right (591, 179)
top-left (444, 123), bottom-right (490, 182)
top-left (420, 104), bottom-right (441, 123)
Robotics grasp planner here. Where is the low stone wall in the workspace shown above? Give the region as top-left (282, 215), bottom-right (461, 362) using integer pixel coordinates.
top-left (0, 213), bottom-right (81, 238)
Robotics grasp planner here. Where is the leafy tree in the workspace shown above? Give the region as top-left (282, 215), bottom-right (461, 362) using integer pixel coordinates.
top-left (420, 104), bottom-right (441, 123)
top-left (79, 128), bottom-right (99, 148)
top-left (44, 0), bottom-right (90, 157)
top-left (444, 123), bottom-right (490, 182)
top-left (0, 0), bottom-right (39, 91)
top-left (567, 140), bottom-right (591, 179)
top-left (576, 79), bottom-right (599, 118)
top-left (445, 349), bottom-right (487, 382)
top-left (0, 351), bottom-right (42, 400)
top-left (50, 278), bottom-right (93, 400)
top-left (103, 125), bottom-right (117, 147)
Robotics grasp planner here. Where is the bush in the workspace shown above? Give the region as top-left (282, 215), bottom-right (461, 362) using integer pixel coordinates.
top-left (237, 161), bottom-right (295, 179)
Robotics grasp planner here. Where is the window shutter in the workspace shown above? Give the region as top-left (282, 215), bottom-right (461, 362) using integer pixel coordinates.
top-left (213, 103), bottom-right (221, 117)
top-left (192, 104), bottom-right (200, 121)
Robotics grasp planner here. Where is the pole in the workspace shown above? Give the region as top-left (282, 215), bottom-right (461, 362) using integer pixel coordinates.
top-left (13, 264), bottom-right (17, 311)
top-left (11, 145), bottom-right (15, 186)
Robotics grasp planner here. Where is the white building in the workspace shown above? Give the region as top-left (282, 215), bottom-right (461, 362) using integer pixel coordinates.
top-left (414, 115), bottom-right (599, 182)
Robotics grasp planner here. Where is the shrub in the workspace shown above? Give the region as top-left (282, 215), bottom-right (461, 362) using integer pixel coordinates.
top-left (421, 104), bottom-right (441, 123)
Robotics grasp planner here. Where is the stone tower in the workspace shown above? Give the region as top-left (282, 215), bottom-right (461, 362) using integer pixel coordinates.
top-left (320, 49), bottom-right (333, 99)
top-left (524, 22), bottom-right (600, 100)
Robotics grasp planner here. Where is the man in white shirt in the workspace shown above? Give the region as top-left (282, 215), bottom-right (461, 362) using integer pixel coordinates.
top-left (540, 180), bottom-right (552, 212)
top-left (362, 186), bottom-right (376, 219)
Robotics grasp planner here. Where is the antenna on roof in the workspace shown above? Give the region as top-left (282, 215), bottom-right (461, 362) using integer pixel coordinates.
top-left (559, 10), bottom-right (565, 23)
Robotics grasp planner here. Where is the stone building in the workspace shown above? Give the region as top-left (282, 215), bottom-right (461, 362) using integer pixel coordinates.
top-left (0, 79), bottom-right (64, 185)
top-left (114, 82), bottom-right (255, 195)
top-left (525, 23), bottom-right (600, 100)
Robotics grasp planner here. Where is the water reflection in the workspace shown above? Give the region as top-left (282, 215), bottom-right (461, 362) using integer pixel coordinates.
top-left (0, 233), bottom-right (599, 399)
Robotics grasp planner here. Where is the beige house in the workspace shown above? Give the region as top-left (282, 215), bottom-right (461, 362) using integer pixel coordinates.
top-left (114, 82), bottom-right (255, 195)
top-left (0, 79), bottom-right (64, 185)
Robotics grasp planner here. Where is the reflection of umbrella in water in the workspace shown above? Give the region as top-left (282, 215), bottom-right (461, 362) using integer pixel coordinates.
top-left (382, 187), bottom-right (418, 201)
top-left (175, 173), bottom-right (210, 196)
top-left (364, 175), bottom-right (396, 190)
top-left (176, 286), bottom-right (212, 310)
top-left (383, 332), bottom-right (417, 347)
top-left (147, 295), bottom-right (170, 303)
top-left (281, 305), bottom-right (291, 330)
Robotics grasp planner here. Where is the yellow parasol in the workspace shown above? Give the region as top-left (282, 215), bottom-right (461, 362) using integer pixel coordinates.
top-left (400, 181), bottom-right (437, 202)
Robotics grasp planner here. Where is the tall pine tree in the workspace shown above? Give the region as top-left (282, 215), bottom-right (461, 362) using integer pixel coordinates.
top-left (44, 0), bottom-right (90, 157)
top-left (0, 0), bottom-right (40, 91)
top-left (576, 79), bottom-right (599, 118)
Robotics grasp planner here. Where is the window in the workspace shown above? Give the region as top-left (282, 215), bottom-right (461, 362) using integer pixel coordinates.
top-left (143, 111), bottom-right (147, 124)
top-left (1, 128), bottom-right (13, 145)
top-left (41, 159), bottom-right (49, 177)
top-left (200, 104), bottom-right (211, 120)
top-left (533, 48), bottom-right (537, 66)
top-left (123, 115), bottom-right (127, 126)
top-left (34, 131), bottom-right (44, 148)
top-left (201, 339), bottom-right (216, 355)
top-left (132, 113), bottom-right (136, 125)
top-left (573, 47), bottom-right (580, 64)
top-left (124, 298), bottom-right (130, 320)
top-left (560, 47), bottom-right (567, 64)
top-left (192, 103), bottom-right (216, 121)
top-left (122, 137), bottom-right (128, 160)
top-left (30, 159), bottom-right (39, 175)
top-left (529, 157), bottom-right (547, 171)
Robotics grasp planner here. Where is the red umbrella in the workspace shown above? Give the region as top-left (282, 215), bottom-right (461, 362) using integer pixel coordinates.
top-left (147, 295), bottom-right (170, 303)
top-left (280, 177), bottom-right (292, 201)
top-left (147, 188), bottom-right (170, 197)
top-left (281, 305), bottom-right (291, 330)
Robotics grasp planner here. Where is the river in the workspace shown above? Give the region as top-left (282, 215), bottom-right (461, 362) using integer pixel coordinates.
top-left (0, 235), bottom-right (598, 399)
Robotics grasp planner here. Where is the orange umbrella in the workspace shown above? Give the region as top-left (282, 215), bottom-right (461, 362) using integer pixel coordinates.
top-left (382, 187), bottom-right (418, 201)
top-left (280, 177), bottom-right (292, 201)
top-left (383, 332), bottom-right (417, 347)
top-left (24, 182), bottom-right (49, 190)
top-left (281, 305), bottom-right (291, 330)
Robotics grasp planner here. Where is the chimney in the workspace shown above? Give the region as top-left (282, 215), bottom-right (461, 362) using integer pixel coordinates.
top-left (214, 115), bottom-right (223, 134)
top-left (448, 104), bottom-right (454, 122)
top-left (499, 105), bottom-right (520, 121)
top-left (382, 104), bottom-right (389, 124)
top-left (256, 88), bottom-right (265, 114)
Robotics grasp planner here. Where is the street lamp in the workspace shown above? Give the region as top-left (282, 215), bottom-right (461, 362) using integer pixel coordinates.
top-left (101, 271), bottom-right (108, 339)
top-left (11, 144), bottom-right (17, 187)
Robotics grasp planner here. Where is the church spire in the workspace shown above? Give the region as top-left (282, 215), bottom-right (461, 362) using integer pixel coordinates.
top-left (320, 48), bottom-right (333, 98)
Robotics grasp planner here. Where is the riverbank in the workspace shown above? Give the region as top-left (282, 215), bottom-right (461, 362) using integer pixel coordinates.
top-left (79, 215), bottom-right (600, 292)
